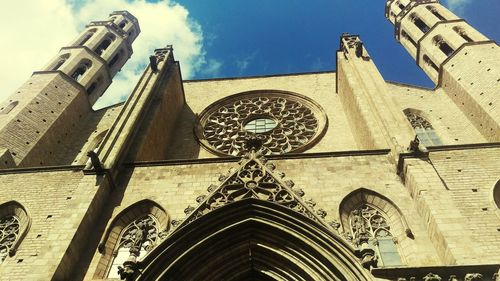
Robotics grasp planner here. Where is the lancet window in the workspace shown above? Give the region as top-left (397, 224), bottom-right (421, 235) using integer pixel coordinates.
top-left (349, 204), bottom-right (402, 266)
top-left (423, 55), bottom-right (439, 72)
top-left (107, 215), bottom-right (160, 278)
top-left (410, 14), bottom-right (430, 33)
top-left (453, 26), bottom-right (473, 43)
top-left (426, 6), bottom-right (446, 21)
top-left (433, 36), bottom-right (454, 57)
top-left (404, 110), bottom-right (442, 146)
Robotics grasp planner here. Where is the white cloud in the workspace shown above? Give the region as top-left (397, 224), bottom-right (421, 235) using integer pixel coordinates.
top-left (443, 0), bottom-right (472, 15)
top-left (235, 51), bottom-right (258, 75)
top-left (0, 0), bottom-right (220, 109)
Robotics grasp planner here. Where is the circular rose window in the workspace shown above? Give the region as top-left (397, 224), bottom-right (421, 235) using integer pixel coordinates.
top-left (195, 90), bottom-right (328, 156)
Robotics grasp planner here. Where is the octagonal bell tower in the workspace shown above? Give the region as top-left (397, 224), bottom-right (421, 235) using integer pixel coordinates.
top-left (385, 0), bottom-right (500, 141)
top-left (0, 11), bottom-right (140, 168)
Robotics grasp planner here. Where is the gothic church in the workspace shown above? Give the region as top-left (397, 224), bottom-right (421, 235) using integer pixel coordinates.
top-left (0, 0), bottom-right (499, 280)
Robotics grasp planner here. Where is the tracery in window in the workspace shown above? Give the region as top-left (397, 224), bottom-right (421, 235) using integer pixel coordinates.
top-left (108, 215), bottom-right (159, 278)
top-left (195, 91), bottom-right (328, 156)
top-left (0, 215), bottom-right (20, 263)
top-left (404, 110), bottom-right (442, 146)
top-left (349, 204), bottom-right (402, 267)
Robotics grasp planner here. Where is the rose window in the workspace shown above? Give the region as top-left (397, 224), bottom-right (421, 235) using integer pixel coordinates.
top-left (196, 90), bottom-right (327, 156)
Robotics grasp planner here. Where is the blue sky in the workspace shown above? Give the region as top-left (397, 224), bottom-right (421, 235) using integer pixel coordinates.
top-left (179, 0), bottom-right (500, 88)
top-left (0, 0), bottom-right (498, 107)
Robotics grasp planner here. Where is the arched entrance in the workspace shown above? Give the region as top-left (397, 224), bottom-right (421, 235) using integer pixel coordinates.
top-left (135, 199), bottom-right (372, 281)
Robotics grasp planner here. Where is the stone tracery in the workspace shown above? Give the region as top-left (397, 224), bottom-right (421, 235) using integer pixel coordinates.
top-left (0, 215), bottom-right (20, 262)
top-left (196, 91), bottom-right (327, 156)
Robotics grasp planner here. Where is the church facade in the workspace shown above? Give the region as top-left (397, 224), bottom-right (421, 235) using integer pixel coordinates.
top-left (0, 0), bottom-right (499, 280)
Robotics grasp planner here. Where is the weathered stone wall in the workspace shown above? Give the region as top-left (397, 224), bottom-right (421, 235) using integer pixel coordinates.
top-left (403, 147), bottom-right (500, 265)
top-left (0, 169), bottom-right (106, 281)
top-left (387, 82), bottom-right (486, 145)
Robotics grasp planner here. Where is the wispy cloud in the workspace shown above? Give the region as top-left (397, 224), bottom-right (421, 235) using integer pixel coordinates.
top-left (235, 51), bottom-right (258, 75)
top-left (443, 0), bottom-right (472, 15)
top-left (0, 0), bottom-right (221, 109)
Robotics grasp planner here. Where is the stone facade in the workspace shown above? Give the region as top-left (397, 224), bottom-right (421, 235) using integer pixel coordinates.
top-left (0, 1), bottom-right (499, 281)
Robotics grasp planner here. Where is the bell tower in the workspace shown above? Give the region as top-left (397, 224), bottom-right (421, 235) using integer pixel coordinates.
top-left (386, 0), bottom-right (500, 141)
top-left (0, 11), bottom-right (140, 167)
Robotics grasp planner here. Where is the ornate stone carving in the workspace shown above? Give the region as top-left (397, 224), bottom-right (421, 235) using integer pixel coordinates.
top-left (117, 215), bottom-right (159, 280)
top-left (316, 209), bottom-right (327, 219)
top-left (184, 205), bottom-right (195, 215)
top-left (404, 111), bottom-right (434, 130)
top-left (0, 215), bottom-right (20, 262)
top-left (423, 273), bottom-right (442, 281)
top-left (171, 149), bottom-right (331, 234)
top-left (195, 91), bottom-right (327, 156)
top-left (464, 273), bottom-right (483, 281)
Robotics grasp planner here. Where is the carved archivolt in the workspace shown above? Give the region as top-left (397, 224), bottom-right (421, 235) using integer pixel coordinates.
top-left (195, 90), bottom-right (328, 156)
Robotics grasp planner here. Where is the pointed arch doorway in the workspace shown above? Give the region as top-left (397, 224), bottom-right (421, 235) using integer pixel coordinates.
top-left (134, 199), bottom-right (372, 281)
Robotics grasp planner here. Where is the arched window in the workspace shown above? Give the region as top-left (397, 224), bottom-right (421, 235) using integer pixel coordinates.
top-left (94, 200), bottom-right (169, 279)
top-left (339, 188), bottom-right (410, 268)
top-left (423, 55), bottom-right (439, 72)
top-left (402, 30), bottom-right (417, 47)
top-left (50, 54), bottom-right (70, 71)
top-left (71, 60), bottom-right (92, 82)
top-left (109, 49), bottom-right (123, 68)
top-left (410, 14), bottom-right (430, 33)
top-left (494, 180), bottom-right (500, 209)
top-left (396, 1), bottom-right (405, 10)
top-left (0, 215), bottom-right (20, 262)
top-left (433, 36), bottom-right (454, 56)
top-left (426, 6), bottom-right (446, 21)
top-left (349, 204), bottom-right (402, 266)
top-left (0, 101), bottom-right (19, 115)
top-left (404, 109), bottom-right (442, 146)
top-left (94, 34), bottom-right (116, 56)
top-left (453, 26), bottom-right (473, 43)
top-left (108, 215), bottom-right (160, 278)
top-left (0, 201), bottom-right (30, 263)
top-left (78, 28), bottom-right (96, 46)
top-left (118, 19), bottom-right (128, 29)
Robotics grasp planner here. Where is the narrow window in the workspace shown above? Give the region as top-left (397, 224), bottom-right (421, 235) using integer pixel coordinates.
top-left (95, 38), bottom-right (112, 56)
top-left (404, 110), bottom-right (442, 146)
top-left (50, 54), bottom-right (70, 71)
top-left (87, 82), bottom-right (98, 95)
top-left (71, 61), bottom-right (92, 82)
top-left (397, 1), bottom-right (405, 10)
top-left (426, 6), bottom-right (446, 21)
top-left (423, 55), bottom-right (439, 72)
top-left (402, 30), bottom-right (417, 47)
top-left (107, 215), bottom-right (159, 278)
top-left (411, 14), bottom-right (430, 33)
top-left (118, 19), bottom-right (128, 29)
top-left (109, 51), bottom-right (122, 68)
top-left (453, 26), bottom-right (473, 42)
top-left (349, 204), bottom-right (402, 266)
top-left (78, 28), bottom-right (96, 46)
top-left (434, 36), bottom-right (454, 56)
